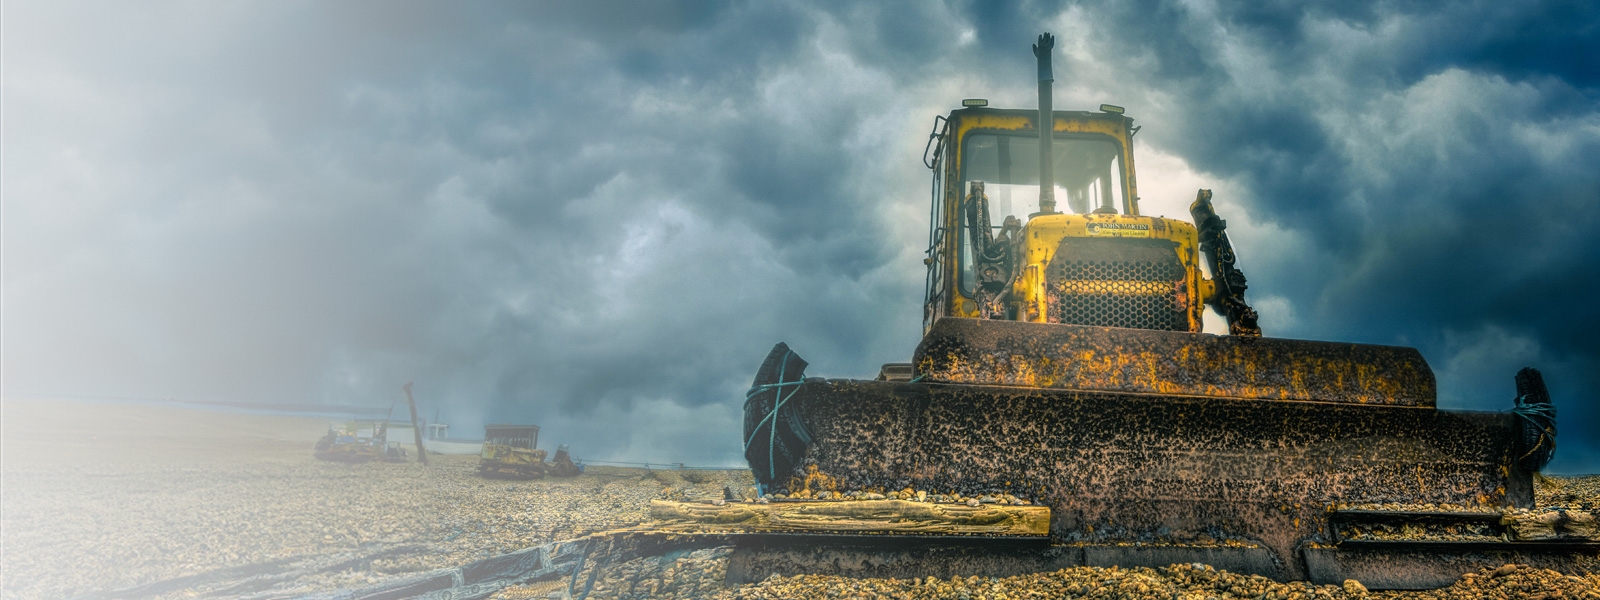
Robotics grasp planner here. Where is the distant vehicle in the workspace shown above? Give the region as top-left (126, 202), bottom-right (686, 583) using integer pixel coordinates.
top-left (314, 421), bottom-right (385, 463)
top-left (478, 424), bottom-right (582, 478)
top-left (478, 424), bottom-right (549, 478)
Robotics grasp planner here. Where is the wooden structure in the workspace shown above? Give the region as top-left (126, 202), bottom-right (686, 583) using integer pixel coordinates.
top-left (402, 382), bottom-right (427, 464)
top-left (649, 499), bottom-right (1049, 537)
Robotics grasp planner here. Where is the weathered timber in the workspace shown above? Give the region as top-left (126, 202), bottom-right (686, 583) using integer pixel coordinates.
top-left (402, 382), bottom-right (427, 465)
top-left (1502, 510), bottom-right (1598, 541)
top-left (649, 499), bottom-right (1050, 537)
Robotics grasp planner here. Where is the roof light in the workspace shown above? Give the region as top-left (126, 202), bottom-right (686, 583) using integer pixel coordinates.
top-left (1100, 104), bottom-right (1125, 114)
top-left (962, 98), bottom-right (989, 108)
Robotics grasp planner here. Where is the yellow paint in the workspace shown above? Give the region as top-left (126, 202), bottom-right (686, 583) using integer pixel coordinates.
top-left (1006, 211), bottom-right (1208, 331)
top-left (1050, 279), bottom-right (1176, 296)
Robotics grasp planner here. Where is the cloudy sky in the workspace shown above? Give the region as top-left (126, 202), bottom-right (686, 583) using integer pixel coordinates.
top-left (4, 0), bottom-right (1596, 472)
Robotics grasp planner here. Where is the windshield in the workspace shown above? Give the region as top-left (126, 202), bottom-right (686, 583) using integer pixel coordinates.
top-left (958, 133), bottom-right (1127, 296)
top-left (962, 134), bottom-right (1125, 220)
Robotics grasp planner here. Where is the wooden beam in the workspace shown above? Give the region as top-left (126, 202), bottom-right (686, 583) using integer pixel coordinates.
top-left (403, 382), bottom-right (428, 465)
top-left (649, 499), bottom-right (1049, 537)
top-left (1502, 510), bottom-right (1597, 541)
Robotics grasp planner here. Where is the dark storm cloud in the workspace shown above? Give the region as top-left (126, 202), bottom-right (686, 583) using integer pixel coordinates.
top-left (4, 0), bottom-right (1596, 471)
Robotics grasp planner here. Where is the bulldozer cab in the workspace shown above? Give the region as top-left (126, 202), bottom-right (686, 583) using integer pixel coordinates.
top-left (484, 424), bottom-right (539, 449)
top-left (919, 105), bottom-right (1228, 333)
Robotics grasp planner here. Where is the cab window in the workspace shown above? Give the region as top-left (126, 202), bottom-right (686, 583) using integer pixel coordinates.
top-left (958, 133), bottom-right (1125, 296)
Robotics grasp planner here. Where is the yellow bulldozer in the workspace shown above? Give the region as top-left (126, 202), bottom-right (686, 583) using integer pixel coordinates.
top-left (741, 33), bottom-right (1559, 581)
top-left (314, 420), bottom-right (386, 463)
top-left (479, 424), bottom-right (549, 478)
top-left (479, 424), bottom-right (581, 479)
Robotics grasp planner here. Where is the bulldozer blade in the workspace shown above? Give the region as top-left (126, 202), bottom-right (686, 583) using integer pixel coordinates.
top-left (915, 317), bottom-right (1436, 406)
top-left (747, 373), bottom-right (1528, 580)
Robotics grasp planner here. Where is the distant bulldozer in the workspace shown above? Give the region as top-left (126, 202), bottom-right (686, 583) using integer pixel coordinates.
top-left (478, 424), bottom-right (580, 479)
top-left (314, 420), bottom-right (385, 463)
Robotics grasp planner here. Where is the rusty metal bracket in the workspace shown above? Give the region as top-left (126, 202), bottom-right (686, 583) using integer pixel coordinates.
top-left (1190, 189), bottom-right (1262, 336)
top-left (922, 115), bottom-right (948, 170)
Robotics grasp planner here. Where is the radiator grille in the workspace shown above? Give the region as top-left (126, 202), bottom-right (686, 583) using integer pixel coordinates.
top-left (1046, 238), bottom-right (1188, 331)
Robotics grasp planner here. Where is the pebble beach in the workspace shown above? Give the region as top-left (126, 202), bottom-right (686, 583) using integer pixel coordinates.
top-left (2, 398), bottom-right (1595, 599)
top-left (0, 398), bottom-right (749, 599)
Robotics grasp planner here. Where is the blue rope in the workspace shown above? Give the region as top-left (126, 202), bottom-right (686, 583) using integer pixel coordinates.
top-left (744, 380), bottom-right (805, 396)
top-left (1511, 394), bottom-right (1557, 462)
top-left (1512, 395), bottom-right (1557, 429)
top-left (741, 356), bottom-right (926, 484)
top-left (1513, 397), bottom-right (1556, 418)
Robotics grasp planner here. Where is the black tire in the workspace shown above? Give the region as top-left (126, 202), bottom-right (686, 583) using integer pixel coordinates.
top-left (743, 342), bottom-right (814, 490)
top-left (1513, 367), bottom-right (1556, 472)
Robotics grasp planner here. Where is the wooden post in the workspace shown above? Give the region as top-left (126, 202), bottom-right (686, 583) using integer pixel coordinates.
top-left (403, 382), bottom-right (428, 465)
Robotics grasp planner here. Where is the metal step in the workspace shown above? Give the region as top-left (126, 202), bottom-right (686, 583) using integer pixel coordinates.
top-left (1329, 508), bottom-right (1600, 550)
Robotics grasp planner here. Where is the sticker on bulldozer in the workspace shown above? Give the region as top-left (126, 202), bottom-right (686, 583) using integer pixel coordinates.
top-left (1085, 222), bottom-right (1151, 237)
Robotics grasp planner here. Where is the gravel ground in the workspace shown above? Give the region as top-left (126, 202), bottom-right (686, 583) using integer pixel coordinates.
top-left (4, 399), bottom-right (1595, 599)
top-left (1540, 475), bottom-right (1600, 512)
top-left (0, 399), bottom-right (750, 599)
top-left (711, 563), bottom-right (1600, 600)
top-left (499, 553), bottom-right (1600, 600)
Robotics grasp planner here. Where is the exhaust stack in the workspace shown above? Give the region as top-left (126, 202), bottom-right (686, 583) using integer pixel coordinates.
top-left (1033, 33), bottom-right (1056, 215)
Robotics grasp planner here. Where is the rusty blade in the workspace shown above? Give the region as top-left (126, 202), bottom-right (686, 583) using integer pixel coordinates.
top-left (776, 377), bottom-right (1526, 580)
top-left (914, 317), bottom-right (1436, 406)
